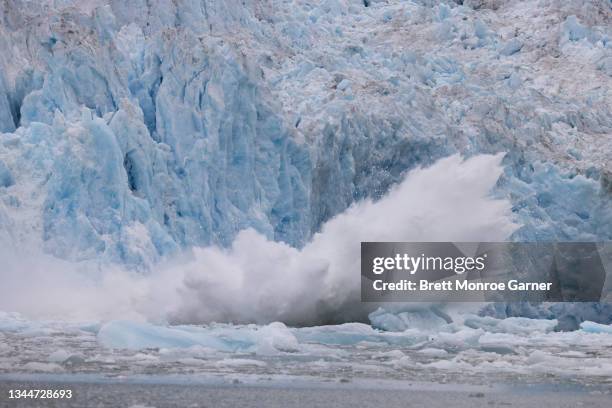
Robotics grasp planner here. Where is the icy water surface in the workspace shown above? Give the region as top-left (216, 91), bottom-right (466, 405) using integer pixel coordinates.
top-left (1, 377), bottom-right (611, 408)
top-left (1, 313), bottom-right (612, 393)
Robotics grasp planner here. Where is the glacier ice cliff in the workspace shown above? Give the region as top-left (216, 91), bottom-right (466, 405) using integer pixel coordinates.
top-left (0, 1), bottom-right (610, 324)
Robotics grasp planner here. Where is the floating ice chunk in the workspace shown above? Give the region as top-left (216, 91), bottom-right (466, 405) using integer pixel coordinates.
top-left (254, 322), bottom-right (300, 354)
top-left (368, 311), bottom-right (407, 332)
top-left (417, 347), bottom-right (449, 358)
top-left (463, 315), bottom-right (557, 334)
top-left (97, 320), bottom-right (300, 354)
top-left (580, 321), bottom-right (612, 334)
top-left (369, 308), bottom-right (448, 332)
top-left (483, 302), bottom-right (612, 331)
top-left (477, 333), bottom-right (524, 354)
top-left (47, 349), bottom-right (71, 363)
top-left (158, 345), bottom-right (217, 361)
top-left (373, 349), bottom-right (405, 360)
top-left (294, 323), bottom-right (385, 345)
top-left (431, 327), bottom-right (484, 351)
top-left (526, 350), bottom-right (550, 364)
top-left (215, 358), bottom-right (267, 368)
top-left (394, 355), bottom-right (413, 368)
top-left (46, 349), bottom-right (86, 365)
top-left (496, 317), bottom-right (557, 334)
top-left (20, 362), bottom-right (64, 373)
top-left (420, 357), bottom-right (472, 371)
top-left (294, 322), bottom-right (429, 347)
top-left (0, 312), bottom-right (32, 332)
top-left (74, 322), bottom-right (102, 335)
top-left (98, 320), bottom-right (237, 350)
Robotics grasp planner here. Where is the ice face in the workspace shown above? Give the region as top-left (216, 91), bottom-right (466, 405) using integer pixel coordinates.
top-left (0, 0), bottom-right (610, 268)
top-left (0, 1), bottom-right (610, 331)
top-left (1, 2), bottom-right (316, 265)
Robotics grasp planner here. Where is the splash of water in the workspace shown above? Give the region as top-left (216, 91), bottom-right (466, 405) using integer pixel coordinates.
top-left (0, 154), bottom-right (518, 325)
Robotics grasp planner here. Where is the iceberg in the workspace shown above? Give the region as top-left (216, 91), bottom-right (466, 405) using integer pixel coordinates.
top-left (97, 320), bottom-right (300, 355)
top-left (369, 307), bottom-right (449, 332)
top-left (580, 321), bottom-right (612, 334)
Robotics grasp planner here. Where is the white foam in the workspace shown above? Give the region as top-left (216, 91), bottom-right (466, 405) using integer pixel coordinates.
top-left (0, 154), bottom-right (517, 325)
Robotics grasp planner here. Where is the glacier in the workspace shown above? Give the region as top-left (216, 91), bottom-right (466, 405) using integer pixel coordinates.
top-left (2, 2), bottom-right (612, 398)
top-left (0, 0), bottom-right (610, 268)
top-left (0, 0), bottom-right (610, 338)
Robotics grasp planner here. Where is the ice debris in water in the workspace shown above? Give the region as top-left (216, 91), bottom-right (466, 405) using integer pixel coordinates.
top-left (580, 321), bottom-right (612, 334)
top-left (369, 308), bottom-right (450, 332)
top-left (93, 313), bottom-right (596, 354)
top-left (2, 311), bottom-right (612, 382)
top-left (97, 320), bottom-right (300, 355)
